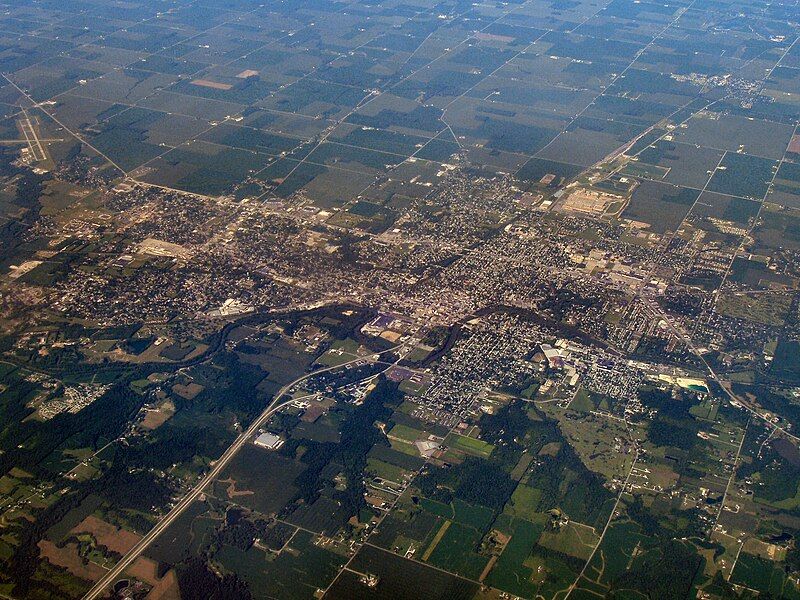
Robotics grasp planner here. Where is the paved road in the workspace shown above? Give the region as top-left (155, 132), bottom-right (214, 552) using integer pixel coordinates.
top-left (82, 345), bottom-right (402, 600)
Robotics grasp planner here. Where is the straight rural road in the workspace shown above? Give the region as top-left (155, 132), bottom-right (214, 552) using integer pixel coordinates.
top-left (82, 343), bottom-right (403, 600)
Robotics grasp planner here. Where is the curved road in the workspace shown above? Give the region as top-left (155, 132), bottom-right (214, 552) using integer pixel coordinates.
top-left (82, 344), bottom-right (404, 600)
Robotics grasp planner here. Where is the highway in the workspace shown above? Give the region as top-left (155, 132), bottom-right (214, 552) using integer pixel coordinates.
top-left (82, 343), bottom-right (403, 600)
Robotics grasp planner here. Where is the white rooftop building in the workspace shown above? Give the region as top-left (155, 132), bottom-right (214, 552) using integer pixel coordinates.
top-left (254, 432), bottom-right (283, 450)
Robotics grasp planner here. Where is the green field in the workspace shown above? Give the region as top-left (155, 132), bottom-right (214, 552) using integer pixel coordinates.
top-left (388, 423), bottom-right (426, 443)
top-left (419, 497), bottom-right (495, 531)
top-left (503, 484), bottom-right (543, 521)
top-left (315, 338), bottom-right (362, 367)
top-left (538, 521), bottom-right (599, 561)
top-left (730, 552), bottom-right (800, 599)
top-left (444, 432), bottom-right (494, 458)
top-left (716, 293), bottom-right (792, 326)
top-left (424, 520), bottom-right (488, 580)
top-left (485, 515), bottom-right (547, 598)
top-left (216, 530), bottom-right (345, 600)
top-left (366, 458), bottom-right (409, 483)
